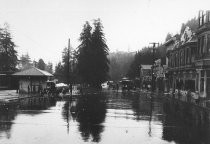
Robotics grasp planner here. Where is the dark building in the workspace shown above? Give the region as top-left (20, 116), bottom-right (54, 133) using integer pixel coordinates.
top-left (0, 71), bottom-right (18, 90)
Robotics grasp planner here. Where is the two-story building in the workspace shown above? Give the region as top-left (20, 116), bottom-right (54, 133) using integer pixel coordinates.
top-left (195, 10), bottom-right (210, 99)
top-left (167, 10), bottom-right (210, 100)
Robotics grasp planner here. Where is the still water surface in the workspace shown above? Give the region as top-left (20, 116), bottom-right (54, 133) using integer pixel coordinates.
top-left (0, 91), bottom-right (210, 144)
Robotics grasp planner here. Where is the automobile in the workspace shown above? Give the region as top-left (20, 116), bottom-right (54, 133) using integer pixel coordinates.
top-left (45, 81), bottom-right (57, 95)
top-left (56, 83), bottom-right (68, 93)
top-left (101, 82), bottom-right (109, 89)
top-left (121, 78), bottom-right (135, 91)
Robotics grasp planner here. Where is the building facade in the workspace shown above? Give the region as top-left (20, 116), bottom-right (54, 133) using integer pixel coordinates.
top-left (167, 10), bottom-right (210, 100)
top-left (13, 67), bottom-right (53, 94)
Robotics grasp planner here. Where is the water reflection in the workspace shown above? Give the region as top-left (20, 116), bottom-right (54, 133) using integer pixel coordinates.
top-left (1, 92), bottom-right (210, 144)
top-left (0, 97), bottom-right (56, 140)
top-left (19, 97), bottom-right (56, 112)
top-left (0, 103), bottom-right (18, 139)
top-left (69, 94), bottom-right (107, 142)
top-left (162, 99), bottom-right (210, 144)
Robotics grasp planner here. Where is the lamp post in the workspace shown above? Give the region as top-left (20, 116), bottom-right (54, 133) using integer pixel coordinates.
top-left (150, 42), bottom-right (159, 92)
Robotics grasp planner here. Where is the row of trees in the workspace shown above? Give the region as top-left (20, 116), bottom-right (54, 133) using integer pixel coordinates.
top-left (54, 47), bottom-right (77, 84)
top-left (55, 19), bottom-right (109, 89)
top-left (108, 51), bottom-right (135, 81)
top-left (19, 53), bottom-right (53, 73)
top-left (0, 19), bottom-right (109, 89)
top-left (127, 45), bottom-right (166, 78)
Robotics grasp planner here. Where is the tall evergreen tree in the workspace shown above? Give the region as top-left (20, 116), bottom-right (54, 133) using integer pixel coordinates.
top-left (77, 21), bottom-right (93, 84)
top-left (77, 20), bottom-right (109, 88)
top-left (37, 58), bottom-right (45, 70)
top-left (19, 53), bottom-right (32, 70)
top-left (91, 19), bottom-right (109, 87)
top-left (45, 62), bottom-right (53, 74)
top-left (0, 24), bottom-right (18, 72)
top-left (54, 62), bottom-right (65, 82)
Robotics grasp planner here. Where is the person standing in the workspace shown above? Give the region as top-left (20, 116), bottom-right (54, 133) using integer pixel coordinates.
top-left (116, 83), bottom-right (119, 92)
top-left (69, 84), bottom-right (73, 95)
top-left (28, 85), bottom-right (30, 93)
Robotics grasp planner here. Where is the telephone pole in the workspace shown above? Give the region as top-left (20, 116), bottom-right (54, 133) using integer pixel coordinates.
top-left (67, 38), bottom-right (70, 85)
top-left (149, 42), bottom-right (159, 92)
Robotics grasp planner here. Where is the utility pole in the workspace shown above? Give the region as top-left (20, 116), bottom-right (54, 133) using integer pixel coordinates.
top-left (67, 38), bottom-right (70, 85)
top-left (139, 65), bottom-right (142, 90)
top-left (149, 42), bottom-right (159, 92)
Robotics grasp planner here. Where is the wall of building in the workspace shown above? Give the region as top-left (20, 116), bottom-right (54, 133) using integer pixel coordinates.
top-left (19, 77), bottom-right (48, 93)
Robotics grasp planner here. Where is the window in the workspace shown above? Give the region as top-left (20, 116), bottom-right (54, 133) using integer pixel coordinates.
top-left (207, 70), bottom-right (210, 77)
top-left (201, 36), bottom-right (205, 54)
top-left (201, 70), bottom-right (204, 77)
top-left (189, 48), bottom-right (191, 64)
top-left (186, 48), bottom-right (189, 64)
top-left (197, 37), bottom-right (200, 56)
top-left (176, 52), bottom-right (178, 67)
top-left (207, 34), bottom-right (210, 53)
top-left (180, 52), bottom-right (181, 66)
top-left (201, 78), bottom-right (204, 93)
top-left (181, 50), bottom-right (184, 66)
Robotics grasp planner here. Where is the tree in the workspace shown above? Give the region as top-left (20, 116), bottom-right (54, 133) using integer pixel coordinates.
top-left (45, 62), bottom-right (53, 74)
top-left (127, 45), bottom-right (166, 79)
top-left (108, 51), bottom-right (135, 81)
top-left (77, 21), bottom-right (93, 84)
top-left (62, 46), bottom-right (74, 83)
top-left (165, 33), bottom-right (173, 42)
top-left (54, 62), bottom-right (65, 82)
top-left (180, 17), bottom-right (198, 34)
top-left (0, 23), bottom-right (18, 72)
top-left (37, 58), bottom-right (45, 70)
top-left (91, 19), bottom-right (109, 87)
top-left (77, 19), bottom-right (109, 88)
top-left (19, 53), bottom-right (32, 70)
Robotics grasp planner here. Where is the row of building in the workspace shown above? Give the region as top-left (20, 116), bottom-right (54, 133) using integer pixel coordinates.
top-left (150, 10), bottom-right (210, 100)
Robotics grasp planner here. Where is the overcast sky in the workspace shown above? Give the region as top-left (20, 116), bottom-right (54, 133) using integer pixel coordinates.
top-left (0, 0), bottom-right (209, 65)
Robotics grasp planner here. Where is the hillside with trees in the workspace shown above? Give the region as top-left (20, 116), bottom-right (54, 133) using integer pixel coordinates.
top-left (108, 51), bottom-right (135, 81)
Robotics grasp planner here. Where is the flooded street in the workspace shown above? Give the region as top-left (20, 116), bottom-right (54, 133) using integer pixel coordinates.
top-left (0, 91), bottom-right (210, 144)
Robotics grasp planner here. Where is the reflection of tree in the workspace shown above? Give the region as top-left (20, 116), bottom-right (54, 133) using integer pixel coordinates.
top-left (0, 97), bottom-right (56, 140)
top-left (162, 99), bottom-right (210, 144)
top-left (0, 103), bottom-right (18, 139)
top-left (62, 100), bottom-right (77, 133)
top-left (19, 97), bottom-right (56, 114)
top-left (74, 94), bottom-right (107, 142)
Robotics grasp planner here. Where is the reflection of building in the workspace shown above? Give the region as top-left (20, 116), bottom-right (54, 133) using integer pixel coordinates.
top-left (140, 65), bottom-right (152, 89)
top-left (13, 67), bottom-right (53, 94)
top-left (153, 59), bottom-right (166, 92)
top-left (166, 10), bottom-right (210, 99)
top-left (162, 99), bottom-right (210, 144)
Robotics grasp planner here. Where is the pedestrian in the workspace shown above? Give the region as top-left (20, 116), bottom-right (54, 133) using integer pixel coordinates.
top-left (28, 85), bottom-right (30, 93)
top-left (116, 83), bottom-right (119, 92)
top-left (70, 84), bottom-right (73, 95)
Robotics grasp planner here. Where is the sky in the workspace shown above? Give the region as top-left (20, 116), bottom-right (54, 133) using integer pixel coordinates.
top-left (0, 0), bottom-right (209, 66)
